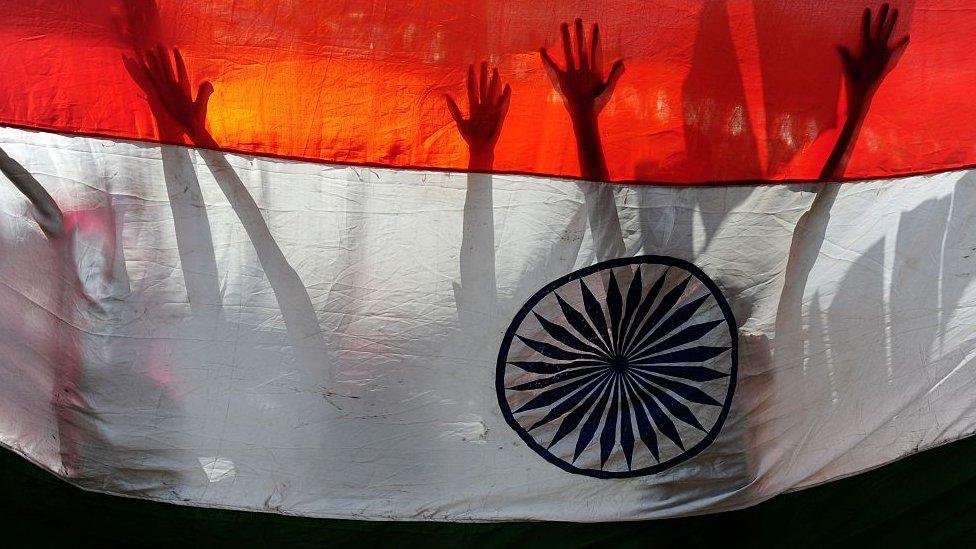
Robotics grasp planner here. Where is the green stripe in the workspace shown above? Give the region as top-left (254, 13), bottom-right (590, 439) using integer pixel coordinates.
top-left (1, 437), bottom-right (975, 548)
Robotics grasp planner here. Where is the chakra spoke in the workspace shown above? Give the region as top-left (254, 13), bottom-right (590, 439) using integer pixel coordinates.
top-left (625, 275), bottom-right (691, 356)
top-left (533, 312), bottom-right (611, 360)
top-left (617, 376), bottom-right (636, 468)
top-left (623, 375), bottom-right (660, 461)
top-left (631, 319), bottom-right (724, 359)
top-left (508, 359), bottom-right (607, 375)
top-left (545, 372), bottom-right (613, 448)
top-left (622, 266), bottom-right (643, 341)
top-left (629, 364), bottom-right (729, 382)
top-left (516, 334), bottom-right (604, 362)
top-left (605, 269), bottom-right (623, 354)
top-left (580, 279), bottom-right (613, 354)
top-left (573, 375), bottom-right (616, 461)
top-left (599, 380), bottom-right (621, 467)
top-left (628, 372), bottom-right (704, 432)
top-left (620, 270), bottom-right (668, 353)
top-left (628, 369), bottom-right (720, 407)
top-left (642, 294), bottom-right (709, 350)
top-left (554, 293), bottom-right (612, 356)
top-left (626, 372), bottom-right (686, 449)
top-left (508, 365), bottom-right (608, 391)
top-left (629, 346), bottom-right (730, 366)
top-left (529, 371), bottom-right (613, 433)
top-left (514, 370), bottom-right (607, 414)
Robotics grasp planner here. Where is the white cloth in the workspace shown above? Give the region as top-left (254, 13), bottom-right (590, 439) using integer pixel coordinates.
top-left (0, 126), bottom-right (974, 520)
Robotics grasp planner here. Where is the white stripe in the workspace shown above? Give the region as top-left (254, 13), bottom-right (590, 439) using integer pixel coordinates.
top-left (0, 126), bottom-right (973, 520)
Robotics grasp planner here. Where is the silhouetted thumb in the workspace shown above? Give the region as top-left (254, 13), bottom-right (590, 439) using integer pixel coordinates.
top-left (196, 81), bottom-right (215, 107)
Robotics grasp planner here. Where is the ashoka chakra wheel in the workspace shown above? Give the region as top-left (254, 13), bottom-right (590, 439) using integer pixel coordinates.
top-left (496, 256), bottom-right (737, 478)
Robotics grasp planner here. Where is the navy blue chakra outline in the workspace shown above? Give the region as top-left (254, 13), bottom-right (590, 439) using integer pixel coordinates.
top-left (496, 255), bottom-right (738, 479)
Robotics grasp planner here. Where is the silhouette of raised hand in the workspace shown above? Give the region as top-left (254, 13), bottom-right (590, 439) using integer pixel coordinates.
top-left (540, 19), bottom-right (624, 181)
top-left (446, 62), bottom-right (511, 171)
top-left (123, 46), bottom-right (216, 147)
top-left (541, 19), bottom-right (624, 124)
top-left (822, 3), bottom-right (908, 179)
top-left (539, 19), bottom-right (626, 261)
top-left (838, 3), bottom-right (909, 107)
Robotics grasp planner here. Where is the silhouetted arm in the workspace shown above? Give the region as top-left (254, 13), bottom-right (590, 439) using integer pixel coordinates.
top-left (121, 22), bottom-right (224, 309)
top-left (124, 44), bottom-right (330, 372)
top-left (821, 3), bottom-right (909, 180)
top-left (541, 19), bottom-right (626, 260)
top-left (0, 147), bottom-right (63, 237)
top-left (445, 62), bottom-right (510, 319)
top-left (778, 4), bottom-right (911, 380)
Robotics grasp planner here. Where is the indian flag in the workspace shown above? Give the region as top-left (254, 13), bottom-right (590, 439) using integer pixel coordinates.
top-left (0, 0), bottom-right (975, 530)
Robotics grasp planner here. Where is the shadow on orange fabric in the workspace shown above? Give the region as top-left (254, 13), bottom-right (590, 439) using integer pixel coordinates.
top-left (0, 0), bottom-right (967, 184)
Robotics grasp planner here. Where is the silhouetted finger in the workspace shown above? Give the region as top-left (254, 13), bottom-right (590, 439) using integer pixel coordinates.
top-left (883, 9), bottom-right (899, 44)
top-left (173, 48), bottom-right (192, 98)
top-left (131, 51), bottom-right (169, 108)
top-left (155, 44), bottom-right (176, 86)
top-left (837, 46), bottom-right (855, 77)
top-left (601, 59), bottom-right (625, 100)
top-left (479, 61), bottom-right (488, 104)
top-left (594, 59), bottom-right (623, 113)
top-left (147, 46), bottom-right (174, 97)
top-left (134, 48), bottom-right (151, 72)
top-left (540, 47), bottom-right (559, 73)
top-left (498, 84), bottom-right (512, 121)
top-left (590, 23), bottom-right (602, 75)
top-left (491, 84), bottom-right (512, 143)
top-left (145, 48), bottom-right (170, 93)
top-left (891, 34), bottom-right (909, 52)
top-left (122, 54), bottom-right (152, 92)
top-left (539, 47), bottom-right (563, 89)
top-left (861, 7), bottom-right (872, 46)
top-left (135, 49), bottom-right (163, 95)
top-left (487, 67), bottom-right (500, 105)
top-left (466, 64), bottom-right (478, 108)
top-left (444, 94), bottom-right (465, 127)
top-left (196, 81), bottom-right (214, 109)
top-left (575, 18), bottom-right (588, 71)
top-left (560, 22), bottom-right (575, 71)
top-left (875, 3), bottom-right (890, 40)
top-left (193, 81), bottom-right (215, 136)
top-left (145, 48), bottom-right (162, 81)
